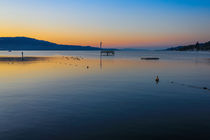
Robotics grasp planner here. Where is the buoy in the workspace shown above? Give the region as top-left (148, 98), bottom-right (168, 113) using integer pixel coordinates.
top-left (156, 76), bottom-right (159, 82)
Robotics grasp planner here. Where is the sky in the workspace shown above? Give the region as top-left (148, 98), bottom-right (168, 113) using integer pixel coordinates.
top-left (0, 0), bottom-right (210, 48)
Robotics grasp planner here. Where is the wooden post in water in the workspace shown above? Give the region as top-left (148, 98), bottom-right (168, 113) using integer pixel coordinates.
top-left (21, 51), bottom-right (24, 61)
top-left (100, 41), bottom-right (103, 56)
top-left (100, 41), bottom-right (103, 49)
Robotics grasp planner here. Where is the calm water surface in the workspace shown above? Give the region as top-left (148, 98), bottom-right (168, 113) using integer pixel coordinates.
top-left (0, 51), bottom-right (210, 140)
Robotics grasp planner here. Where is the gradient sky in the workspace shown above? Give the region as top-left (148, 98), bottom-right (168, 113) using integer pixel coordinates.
top-left (0, 0), bottom-right (210, 48)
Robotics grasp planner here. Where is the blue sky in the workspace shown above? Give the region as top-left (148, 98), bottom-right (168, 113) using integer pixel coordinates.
top-left (0, 0), bottom-right (210, 48)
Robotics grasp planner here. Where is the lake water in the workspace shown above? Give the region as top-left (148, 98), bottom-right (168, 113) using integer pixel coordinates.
top-left (0, 51), bottom-right (210, 140)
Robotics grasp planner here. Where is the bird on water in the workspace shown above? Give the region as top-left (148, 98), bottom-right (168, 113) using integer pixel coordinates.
top-left (156, 76), bottom-right (159, 83)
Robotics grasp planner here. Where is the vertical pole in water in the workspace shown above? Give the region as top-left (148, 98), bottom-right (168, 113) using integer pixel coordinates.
top-left (100, 41), bottom-right (103, 56)
top-left (21, 51), bottom-right (24, 61)
top-left (100, 41), bottom-right (103, 49)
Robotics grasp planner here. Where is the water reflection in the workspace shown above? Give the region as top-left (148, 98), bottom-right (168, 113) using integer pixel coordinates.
top-left (100, 54), bottom-right (102, 70)
top-left (1, 52), bottom-right (210, 139)
top-left (0, 55), bottom-right (210, 83)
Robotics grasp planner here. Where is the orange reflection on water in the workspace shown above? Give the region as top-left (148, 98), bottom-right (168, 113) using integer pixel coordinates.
top-left (0, 56), bottom-right (91, 82)
top-left (0, 55), bottom-right (208, 83)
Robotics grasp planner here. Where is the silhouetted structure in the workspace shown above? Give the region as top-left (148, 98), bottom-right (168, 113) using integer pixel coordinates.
top-left (100, 41), bottom-right (103, 49)
top-left (100, 41), bottom-right (115, 56)
top-left (101, 50), bottom-right (115, 56)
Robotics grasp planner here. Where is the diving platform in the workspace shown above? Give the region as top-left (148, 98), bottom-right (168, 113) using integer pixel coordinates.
top-left (99, 41), bottom-right (115, 56)
top-left (101, 50), bottom-right (115, 56)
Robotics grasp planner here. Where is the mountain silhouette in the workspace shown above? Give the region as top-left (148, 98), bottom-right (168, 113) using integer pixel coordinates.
top-left (0, 37), bottom-right (100, 51)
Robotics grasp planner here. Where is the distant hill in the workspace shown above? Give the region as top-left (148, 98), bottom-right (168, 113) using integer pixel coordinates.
top-left (0, 37), bottom-right (101, 51)
top-left (167, 41), bottom-right (210, 51)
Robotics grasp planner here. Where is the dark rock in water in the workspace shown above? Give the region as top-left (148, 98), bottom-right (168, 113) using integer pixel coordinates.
top-left (203, 87), bottom-right (208, 90)
top-left (141, 57), bottom-right (160, 60)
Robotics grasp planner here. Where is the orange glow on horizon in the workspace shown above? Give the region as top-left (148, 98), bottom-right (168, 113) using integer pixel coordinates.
top-left (1, 0), bottom-right (210, 48)
top-left (0, 25), bottom-right (209, 48)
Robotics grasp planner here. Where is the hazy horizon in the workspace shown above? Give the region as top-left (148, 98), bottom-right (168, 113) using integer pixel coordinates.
top-left (1, 0), bottom-right (210, 48)
top-left (0, 36), bottom-right (178, 49)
